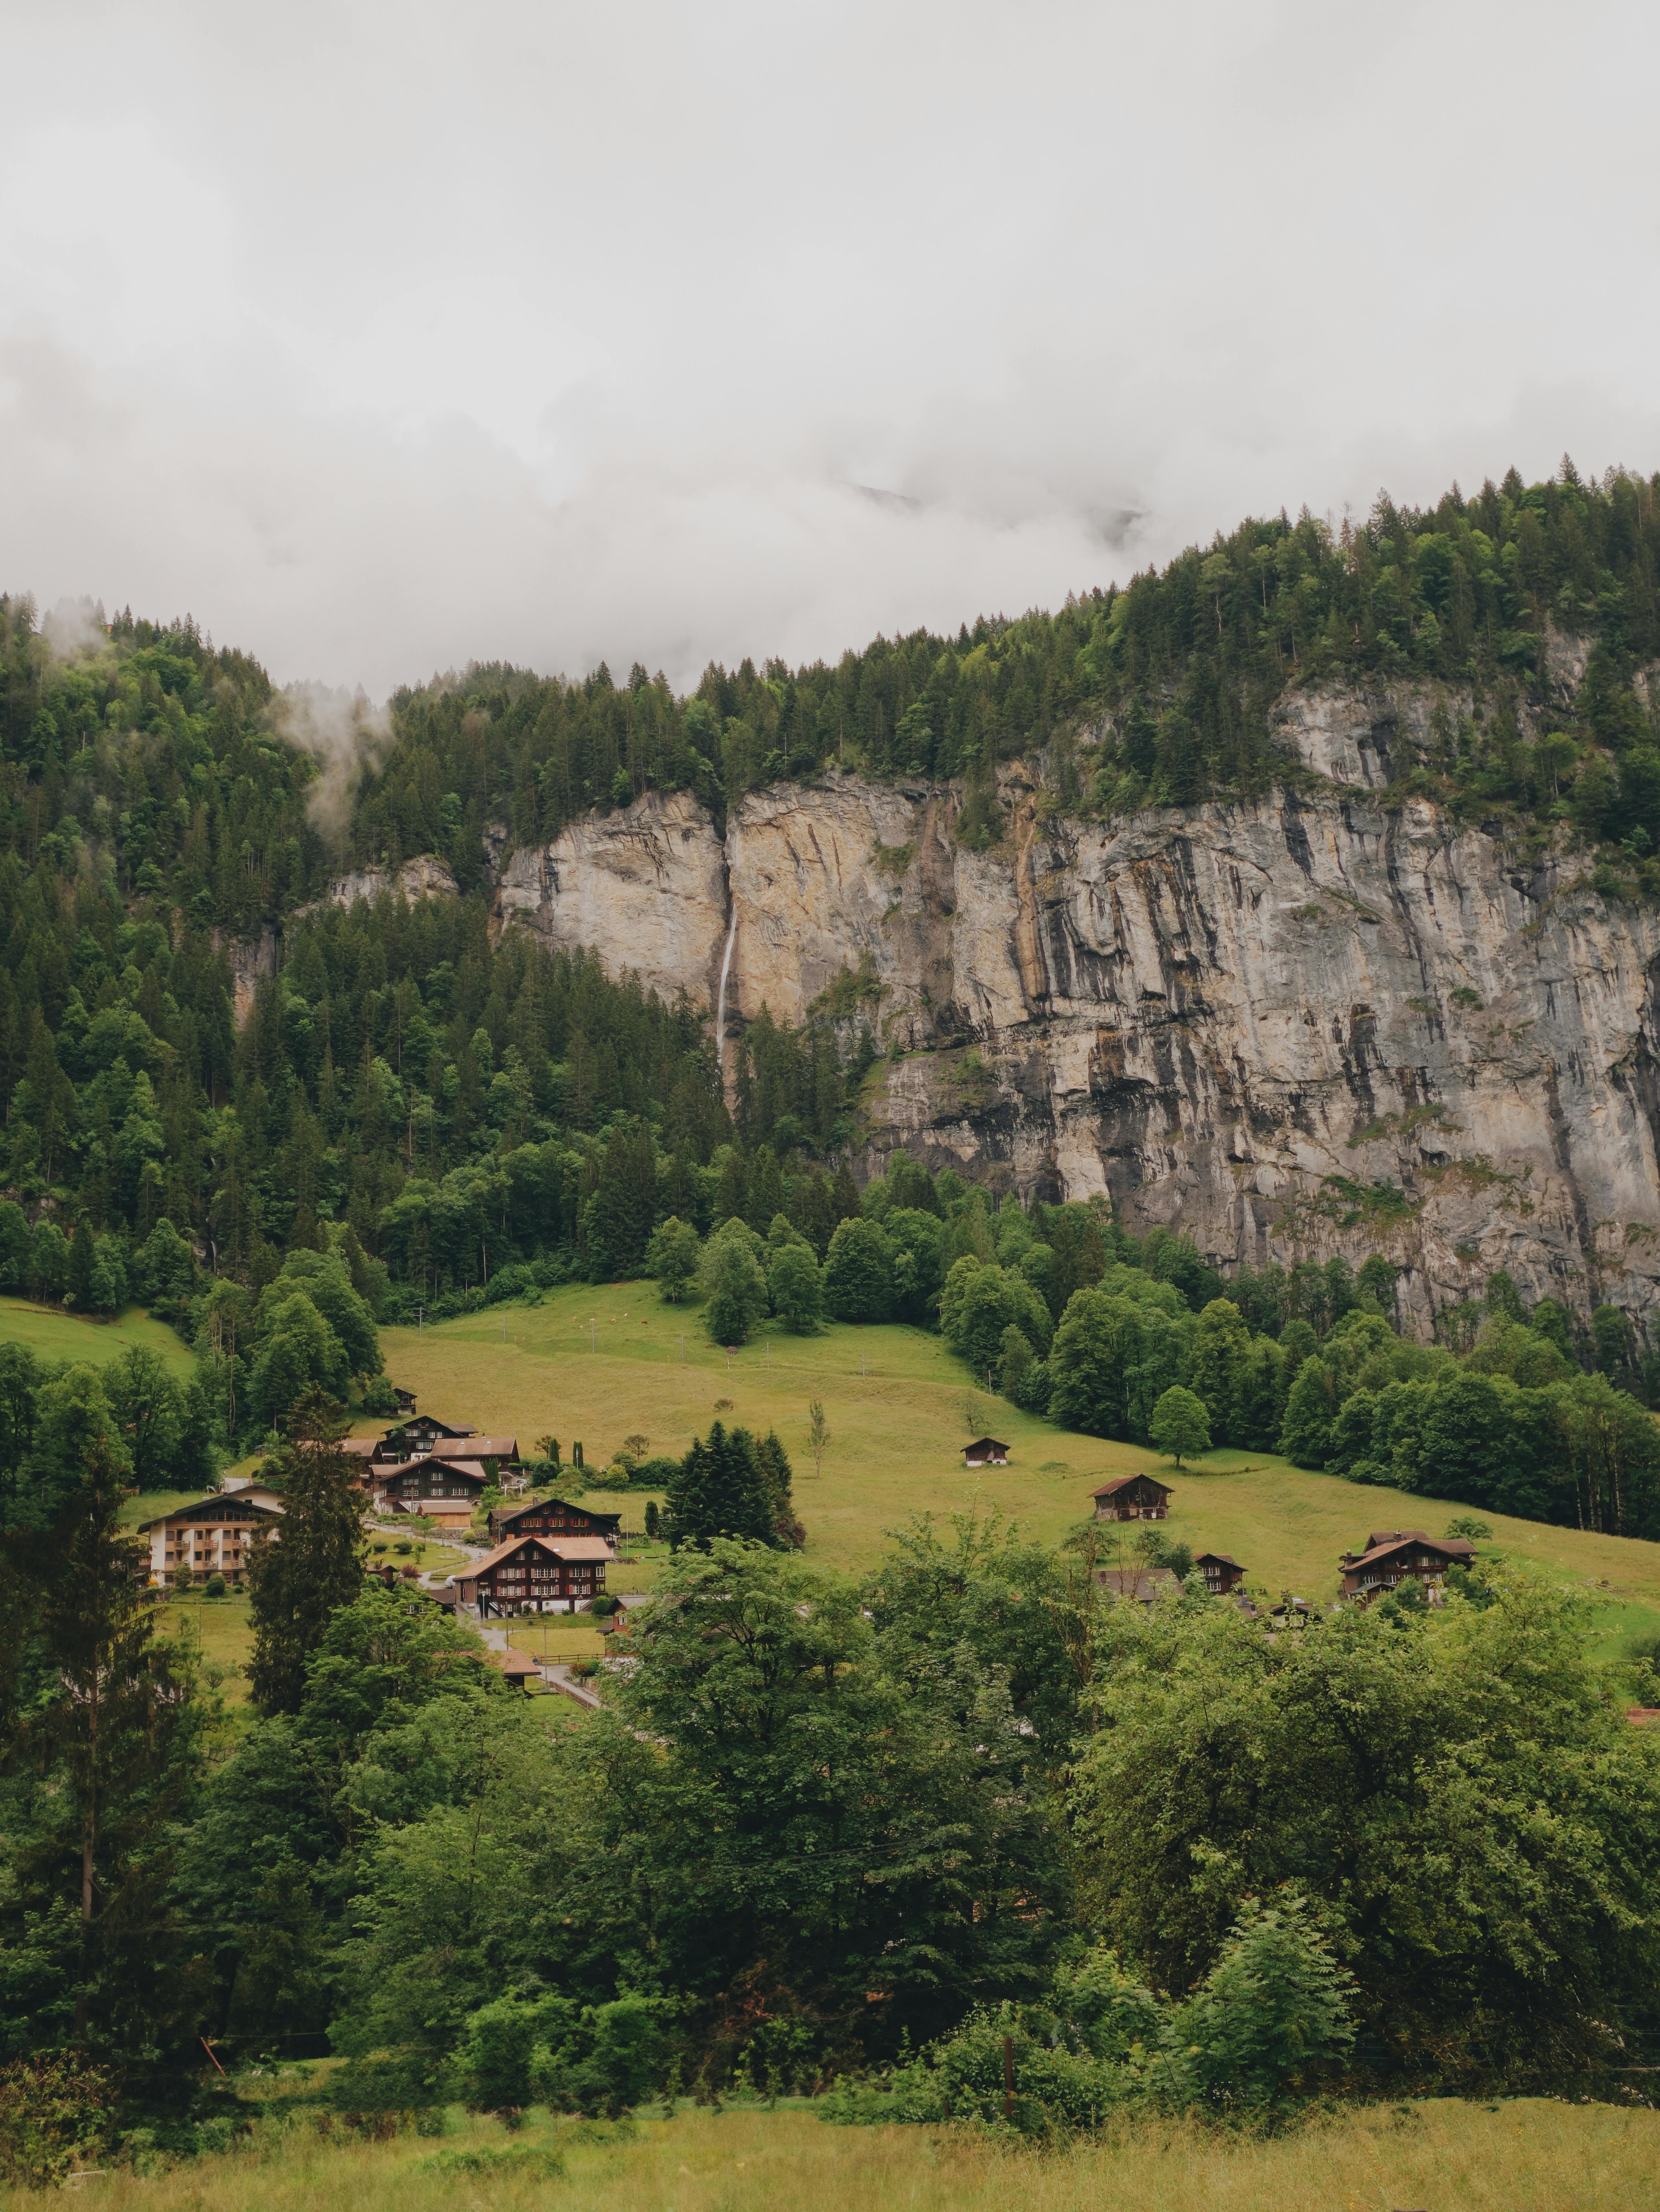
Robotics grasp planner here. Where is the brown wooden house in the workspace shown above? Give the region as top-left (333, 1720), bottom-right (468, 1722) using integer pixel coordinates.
top-left (1194, 1550), bottom-right (1245, 1595)
top-left (377, 1458), bottom-right (491, 1528)
top-left (1092, 1473), bottom-right (1172, 1522)
top-left (962, 1437), bottom-right (1010, 1467)
top-left (139, 1494), bottom-right (282, 1587)
top-left (458, 1532), bottom-right (613, 1617)
top-left (1338, 1529), bottom-right (1476, 1605)
top-left (488, 1494), bottom-right (622, 1549)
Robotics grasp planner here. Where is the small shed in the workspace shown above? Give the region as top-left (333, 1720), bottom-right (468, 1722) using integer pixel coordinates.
top-left (393, 1385), bottom-right (418, 1413)
top-left (489, 1649), bottom-right (543, 1695)
top-left (963, 1437), bottom-right (1010, 1467)
top-left (1095, 1567), bottom-right (1180, 1607)
top-left (1092, 1473), bottom-right (1172, 1522)
top-left (1194, 1550), bottom-right (1245, 1596)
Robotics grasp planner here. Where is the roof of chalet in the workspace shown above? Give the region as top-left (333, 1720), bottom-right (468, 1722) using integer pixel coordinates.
top-left (138, 1496), bottom-right (284, 1531)
top-left (490, 1649), bottom-right (542, 1678)
top-left (963, 1436), bottom-right (1009, 1453)
top-left (393, 1416), bottom-right (477, 1437)
top-left (1194, 1551), bottom-right (1243, 1568)
top-left (496, 1495), bottom-right (621, 1529)
top-left (1092, 1472), bottom-right (1173, 1498)
top-left (460, 1532), bottom-right (616, 1577)
top-left (1343, 1531), bottom-right (1477, 1570)
top-left (339, 1439), bottom-right (379, 1458)
top-left (1095, 1567), bottom-right (1180, 1599)
top-left (448, 1436), bottom-right (520, 1461)
top-left (382, 1459), bottom-right (489, 1487)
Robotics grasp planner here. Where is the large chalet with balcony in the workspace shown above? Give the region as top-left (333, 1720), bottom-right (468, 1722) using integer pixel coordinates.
top-left (140, 1493), bottom-right (282, 1587)
top-left (1339, 1529), bottom-right (1476, 1605)
top-left (458, 1532), bottom-right (613, 1616)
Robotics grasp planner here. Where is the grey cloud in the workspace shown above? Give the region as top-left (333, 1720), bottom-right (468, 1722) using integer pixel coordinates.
top-left (0, 2), bottom-right (1657, 694)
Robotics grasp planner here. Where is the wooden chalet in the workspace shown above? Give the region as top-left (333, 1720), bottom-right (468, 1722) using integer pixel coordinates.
top-left (962, 1437), bottom-right (1010, 1467)
top-left (392, 1384), bottom-right (418, 1413)
top-left (388, 1413), bottom-right (478, 1457)
top-left (376, 1458), bottom-right (491, 1528)
top-left (458, 1532), bottom-right (613, 1617)
top-left (1194, 1550), bottom-right (1245, 1596)
top-left (488, 1494), bottom-right (621, 1548)
top-left (139, 1493), bottom-right (282, 1587)
top-left (1338, 1529), bottom-right (1475, 1606)
top-left (1095, 1565), bottom-right (1179, 1606)
top-left (1092, 1473), bottom-right (1172, 1522)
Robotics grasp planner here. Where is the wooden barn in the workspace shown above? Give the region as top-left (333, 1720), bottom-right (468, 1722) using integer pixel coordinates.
top-left (1092, 1473), bottom-right (1172, 1522)
top-left (962, 1437), bottom-right (1010, 1467)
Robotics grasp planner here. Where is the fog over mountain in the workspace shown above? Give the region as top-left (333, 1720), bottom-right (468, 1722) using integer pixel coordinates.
top-left (2, 0), bottom-right (1657, 691)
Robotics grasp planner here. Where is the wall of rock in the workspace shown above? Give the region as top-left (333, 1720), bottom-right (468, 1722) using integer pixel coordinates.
top-left (469, 681), bottom-right (1660, 1334)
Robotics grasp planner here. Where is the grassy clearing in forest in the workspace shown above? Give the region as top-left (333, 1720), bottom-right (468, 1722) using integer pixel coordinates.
top-left (59, 2099), bottom-right (1660, 2212)
top-left (378, 1282), bottom-right (1660, 1612)
top-left (0, 1296), bottom-right (196, 1377)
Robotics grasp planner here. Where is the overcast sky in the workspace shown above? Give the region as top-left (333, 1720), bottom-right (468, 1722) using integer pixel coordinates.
top-left (1, 0), bottom-right (1656, 695)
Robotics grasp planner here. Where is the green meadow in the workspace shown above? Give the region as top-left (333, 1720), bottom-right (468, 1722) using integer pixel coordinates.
top-left (0, 1295), bottom-right (196, 1378)
top-left (374, 1280), bottom-right (1660, 1624)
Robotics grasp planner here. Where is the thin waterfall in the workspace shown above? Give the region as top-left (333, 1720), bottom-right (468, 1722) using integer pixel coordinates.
top-left (714, 899), bottom-right (738, 1086)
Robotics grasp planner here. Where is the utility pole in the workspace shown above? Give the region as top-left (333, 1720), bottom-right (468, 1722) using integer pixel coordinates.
top-left (590, 1318), bottom-right (596, 1353)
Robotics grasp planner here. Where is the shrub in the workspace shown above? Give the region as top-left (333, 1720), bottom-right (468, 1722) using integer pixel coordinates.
top-left (204, 1572), bottom-right (227, 1598)
top-left (0, 2055), bottom-right (121, 2188)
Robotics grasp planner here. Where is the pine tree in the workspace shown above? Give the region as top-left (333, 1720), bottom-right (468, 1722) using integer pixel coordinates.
top-left (24, 1435), bottom-right (205, 2054)
top-left (665, 1421), bottom-right (777, 1549)
top-left (246, 1388), bottom-right (367, 1715)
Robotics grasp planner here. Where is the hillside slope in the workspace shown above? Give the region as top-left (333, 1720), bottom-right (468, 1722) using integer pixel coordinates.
top-left (378, 1284), bottom-right (1660, 1623)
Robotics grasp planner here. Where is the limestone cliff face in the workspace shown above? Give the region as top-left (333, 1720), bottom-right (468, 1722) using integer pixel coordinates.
top-left (493, 688), bottom-right (1660, 1334)
top-left (495, 790), bottom-right (729, 1011)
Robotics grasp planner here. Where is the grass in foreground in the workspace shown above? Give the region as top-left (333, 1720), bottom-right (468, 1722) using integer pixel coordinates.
top-left (378, 1282), bottom-right (1660, 1609)
top-left (63, 2099), bottom-right (1660, 2212)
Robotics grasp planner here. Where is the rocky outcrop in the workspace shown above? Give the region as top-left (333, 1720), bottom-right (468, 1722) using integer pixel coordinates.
top-left (493, 691), bottom-right (1660, 1335)
top-left (495, 790), bottom-right (730, 1012)
top-left (322, 854), bottom-right (458, 907)
top-left (216, 924), bottom-right (280, 1027)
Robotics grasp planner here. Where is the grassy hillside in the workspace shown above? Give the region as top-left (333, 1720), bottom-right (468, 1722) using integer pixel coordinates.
top-left (378, 1282), bottom-right (1660, 1624)
top-left (0, 1296), bottom-right (197, 1377)
top-left (53, 2096), bottom-right (1660, 2212)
